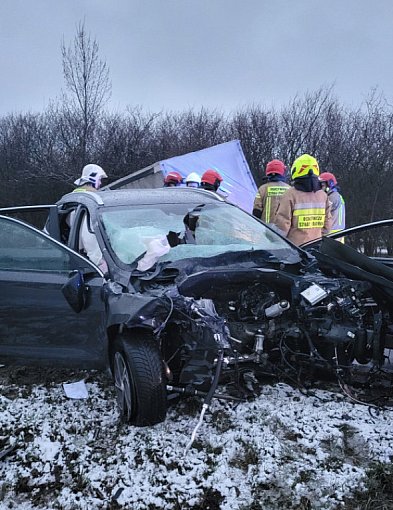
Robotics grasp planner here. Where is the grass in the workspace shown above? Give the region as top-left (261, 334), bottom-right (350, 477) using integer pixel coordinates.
top-left (345, 462), bottom-right (393, 509)
top-left (229, 439), bottom-right (259, 471)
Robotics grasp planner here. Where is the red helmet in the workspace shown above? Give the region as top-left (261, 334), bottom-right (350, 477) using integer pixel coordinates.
top-left (266, 159), bottom-right (286, 176)
top-left (164, 171), bottom-right (183, 186)
top-left (319, 172), bottom-right (337, 186)
top-left (201, 169), bottom-right (223, 186)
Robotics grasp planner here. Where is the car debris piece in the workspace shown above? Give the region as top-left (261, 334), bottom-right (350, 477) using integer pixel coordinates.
top-left (63, 380), bottom-right (89, 399)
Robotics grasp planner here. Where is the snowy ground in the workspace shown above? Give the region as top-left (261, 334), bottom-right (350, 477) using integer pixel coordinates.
top-left (0, 366), bottom-right (393, 509)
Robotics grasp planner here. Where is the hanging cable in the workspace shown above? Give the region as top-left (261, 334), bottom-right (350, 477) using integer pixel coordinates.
top-left (153, 294), bottom-right (174, 335)
top-left (333, 345), bottom-right (390, 410)
top-left (184, 350), bottom-right (224, 454)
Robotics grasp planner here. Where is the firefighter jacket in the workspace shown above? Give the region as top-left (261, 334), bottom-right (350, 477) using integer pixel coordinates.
top-left (273, 187), bottom-right (332, 246)
top-left (73, 185), bottom-right (96, 192)
top-left (253, 180), bottom-right (290, 223)
top-left (327, 189), bottom-right (345, 233)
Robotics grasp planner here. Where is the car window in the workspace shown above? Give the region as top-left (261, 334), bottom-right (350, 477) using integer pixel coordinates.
top-left (0, 217), bottom-right (74, 272)
top-left (101, 207), bottom-right (184, 263)
top-left (342, 224), bottom-right (393, 259)
top-left (101, 203), bottom-right (300, 265)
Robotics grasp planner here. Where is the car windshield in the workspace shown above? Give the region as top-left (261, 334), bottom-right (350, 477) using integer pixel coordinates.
top-left (100, 203), bottom-right (301, 265)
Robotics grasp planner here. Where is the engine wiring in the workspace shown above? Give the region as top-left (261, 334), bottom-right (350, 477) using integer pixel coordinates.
top-left (184, 350), bottom-right (224, 454)
top-left (332, 345), bottom-right (393, 411)
top-left (154, 294), bottom-right (174, 335)
top-left (276, 330), bottom-right (393, 410)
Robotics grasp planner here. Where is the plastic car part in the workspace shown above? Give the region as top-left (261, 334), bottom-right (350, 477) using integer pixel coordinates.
top-left (112, 331), bottom-right (167, 425)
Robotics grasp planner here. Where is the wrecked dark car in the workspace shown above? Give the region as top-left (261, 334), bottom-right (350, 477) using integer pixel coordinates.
top-left (1, 189), bottom-right (393, 426)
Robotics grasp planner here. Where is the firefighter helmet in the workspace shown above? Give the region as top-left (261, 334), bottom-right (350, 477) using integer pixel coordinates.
top-left (74, 164), bottom-right (108, 189)
top-left (164, 171), bottom-right (183, 187)
top-left (319, 172), bottom-right (337, 186)
top-left (185, 172), bottom-right (201, 187)
top-left (291, 154), bottom-right (320, 179)
top-left (200, 169), bottom-right (223, 191)
top-left (266, 159), bottom-right (286, 176)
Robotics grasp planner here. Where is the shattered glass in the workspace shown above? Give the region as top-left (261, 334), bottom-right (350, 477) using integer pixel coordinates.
top-left (101, 203), bottom-right (295, 265)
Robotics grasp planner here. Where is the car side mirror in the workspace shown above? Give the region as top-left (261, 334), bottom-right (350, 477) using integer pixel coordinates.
top-left (61, 270), bottom-right (87, 313)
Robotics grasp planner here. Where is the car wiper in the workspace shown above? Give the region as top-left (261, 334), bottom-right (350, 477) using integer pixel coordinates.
top-left (131, 261), bottom-right (173, 281)
top-left (223, 248), bottom-right (282, 263)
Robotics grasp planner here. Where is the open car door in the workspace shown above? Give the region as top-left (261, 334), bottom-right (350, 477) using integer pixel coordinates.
top-left (301, 220), bottom-right (393, 313)
top-left (301, 219), bottom-right (393, 270)
top-left (0, 214), bottom-right (107, 369)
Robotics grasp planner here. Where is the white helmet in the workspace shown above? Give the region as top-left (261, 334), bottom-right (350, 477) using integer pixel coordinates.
top-left (186, 172), bottom-right (201, 188)
top-left (74, 164), bottom-right (108, 189)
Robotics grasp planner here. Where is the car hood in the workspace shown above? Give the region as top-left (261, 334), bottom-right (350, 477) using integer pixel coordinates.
top-left (132, 237), bottom-right (393, 308)
top-left (131, 247), bottom-right (309, 285)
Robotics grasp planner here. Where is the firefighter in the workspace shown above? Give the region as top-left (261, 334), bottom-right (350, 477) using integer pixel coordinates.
top-left (252, 159), bottom-right (290, 223)
top-left (70, 164), bottom-right (108, 272)
top-left (319, 172), bottom-right (345, 238)
top-left (200, 169), bottom-right (223, 193)
top-left (163, 171), bottom-right (183, 187)
top-left (273, 154), bottom-right (331, 246)
top-left (185, 172), bottom-right (201, 188)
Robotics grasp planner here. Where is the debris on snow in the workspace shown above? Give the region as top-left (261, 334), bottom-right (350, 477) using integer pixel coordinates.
top-left (63, 380), bottom-right (89, 399)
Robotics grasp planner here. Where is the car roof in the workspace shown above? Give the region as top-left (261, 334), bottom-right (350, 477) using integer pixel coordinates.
top-left (58, 188), bottom-right (225, 208)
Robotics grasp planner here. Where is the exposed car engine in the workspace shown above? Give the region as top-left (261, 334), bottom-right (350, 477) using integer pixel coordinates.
top-left (218, 276), bottom-right (380, 365)
top-left (158, 267), bottom-right (392, 396)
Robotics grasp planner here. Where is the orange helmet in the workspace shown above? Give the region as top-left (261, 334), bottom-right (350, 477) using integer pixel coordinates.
top-left (164, 171), bottom-right (183, 187)
top-left (266, 159), bottom-right (286, 176)
top-left (319, 172), bottom-right (337, 186)
top-left (201, 169), bottom-right (223, 186)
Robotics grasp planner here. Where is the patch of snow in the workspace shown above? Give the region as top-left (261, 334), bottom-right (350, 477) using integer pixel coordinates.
top-left (0, 371), bottom-right (392, 509)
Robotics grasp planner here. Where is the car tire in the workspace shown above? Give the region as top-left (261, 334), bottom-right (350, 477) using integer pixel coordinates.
top-left (112, 331), bottom-right (167, 426)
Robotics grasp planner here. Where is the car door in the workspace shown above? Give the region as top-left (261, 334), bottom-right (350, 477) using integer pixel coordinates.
top-left (0, 215), bottom-right (107, 369)
top-left (326, 219), bottom-right (393, 270)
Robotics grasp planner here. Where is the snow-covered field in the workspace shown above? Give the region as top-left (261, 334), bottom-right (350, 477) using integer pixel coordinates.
top-left (0, 366), bottom-right (392, 509)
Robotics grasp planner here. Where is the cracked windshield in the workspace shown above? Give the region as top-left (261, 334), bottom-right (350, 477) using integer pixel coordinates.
top-left (101, 203), bottom-right (297, 265)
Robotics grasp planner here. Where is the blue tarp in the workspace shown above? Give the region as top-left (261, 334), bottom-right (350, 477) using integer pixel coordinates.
top-left (159, 140), bottom-right (257, 213)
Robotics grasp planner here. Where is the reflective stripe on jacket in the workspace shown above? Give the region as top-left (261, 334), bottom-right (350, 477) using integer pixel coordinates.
top-left (253, 182), bottom-right (290, 223)
top-left (273, 188), bottom-right (332, 246)
top-left (73, 185), bottom-right (96, 192)
top-left (327, 190), bottom-right (345, 233)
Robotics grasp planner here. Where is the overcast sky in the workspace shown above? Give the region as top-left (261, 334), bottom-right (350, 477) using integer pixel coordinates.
top-left (1, 0), bottom-right (393, 115)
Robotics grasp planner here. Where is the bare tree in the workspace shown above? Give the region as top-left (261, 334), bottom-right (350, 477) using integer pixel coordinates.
top-left (229, 105), bottom-right (279, 185)
top-left (97, 107), bottom-right (159, 179)
top-left (61, 21), bottom-right (111, 167)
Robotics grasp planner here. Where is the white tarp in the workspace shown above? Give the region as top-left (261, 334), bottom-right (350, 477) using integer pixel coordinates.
top-left (159, 140), bottom-right (257, 213)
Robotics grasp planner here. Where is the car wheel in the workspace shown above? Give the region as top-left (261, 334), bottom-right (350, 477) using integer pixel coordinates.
top-left (112, 331), bottom-right (167, 426)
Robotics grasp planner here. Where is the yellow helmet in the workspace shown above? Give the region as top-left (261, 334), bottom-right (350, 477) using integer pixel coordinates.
top-left (291, 154), bottom-right (320, 179)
